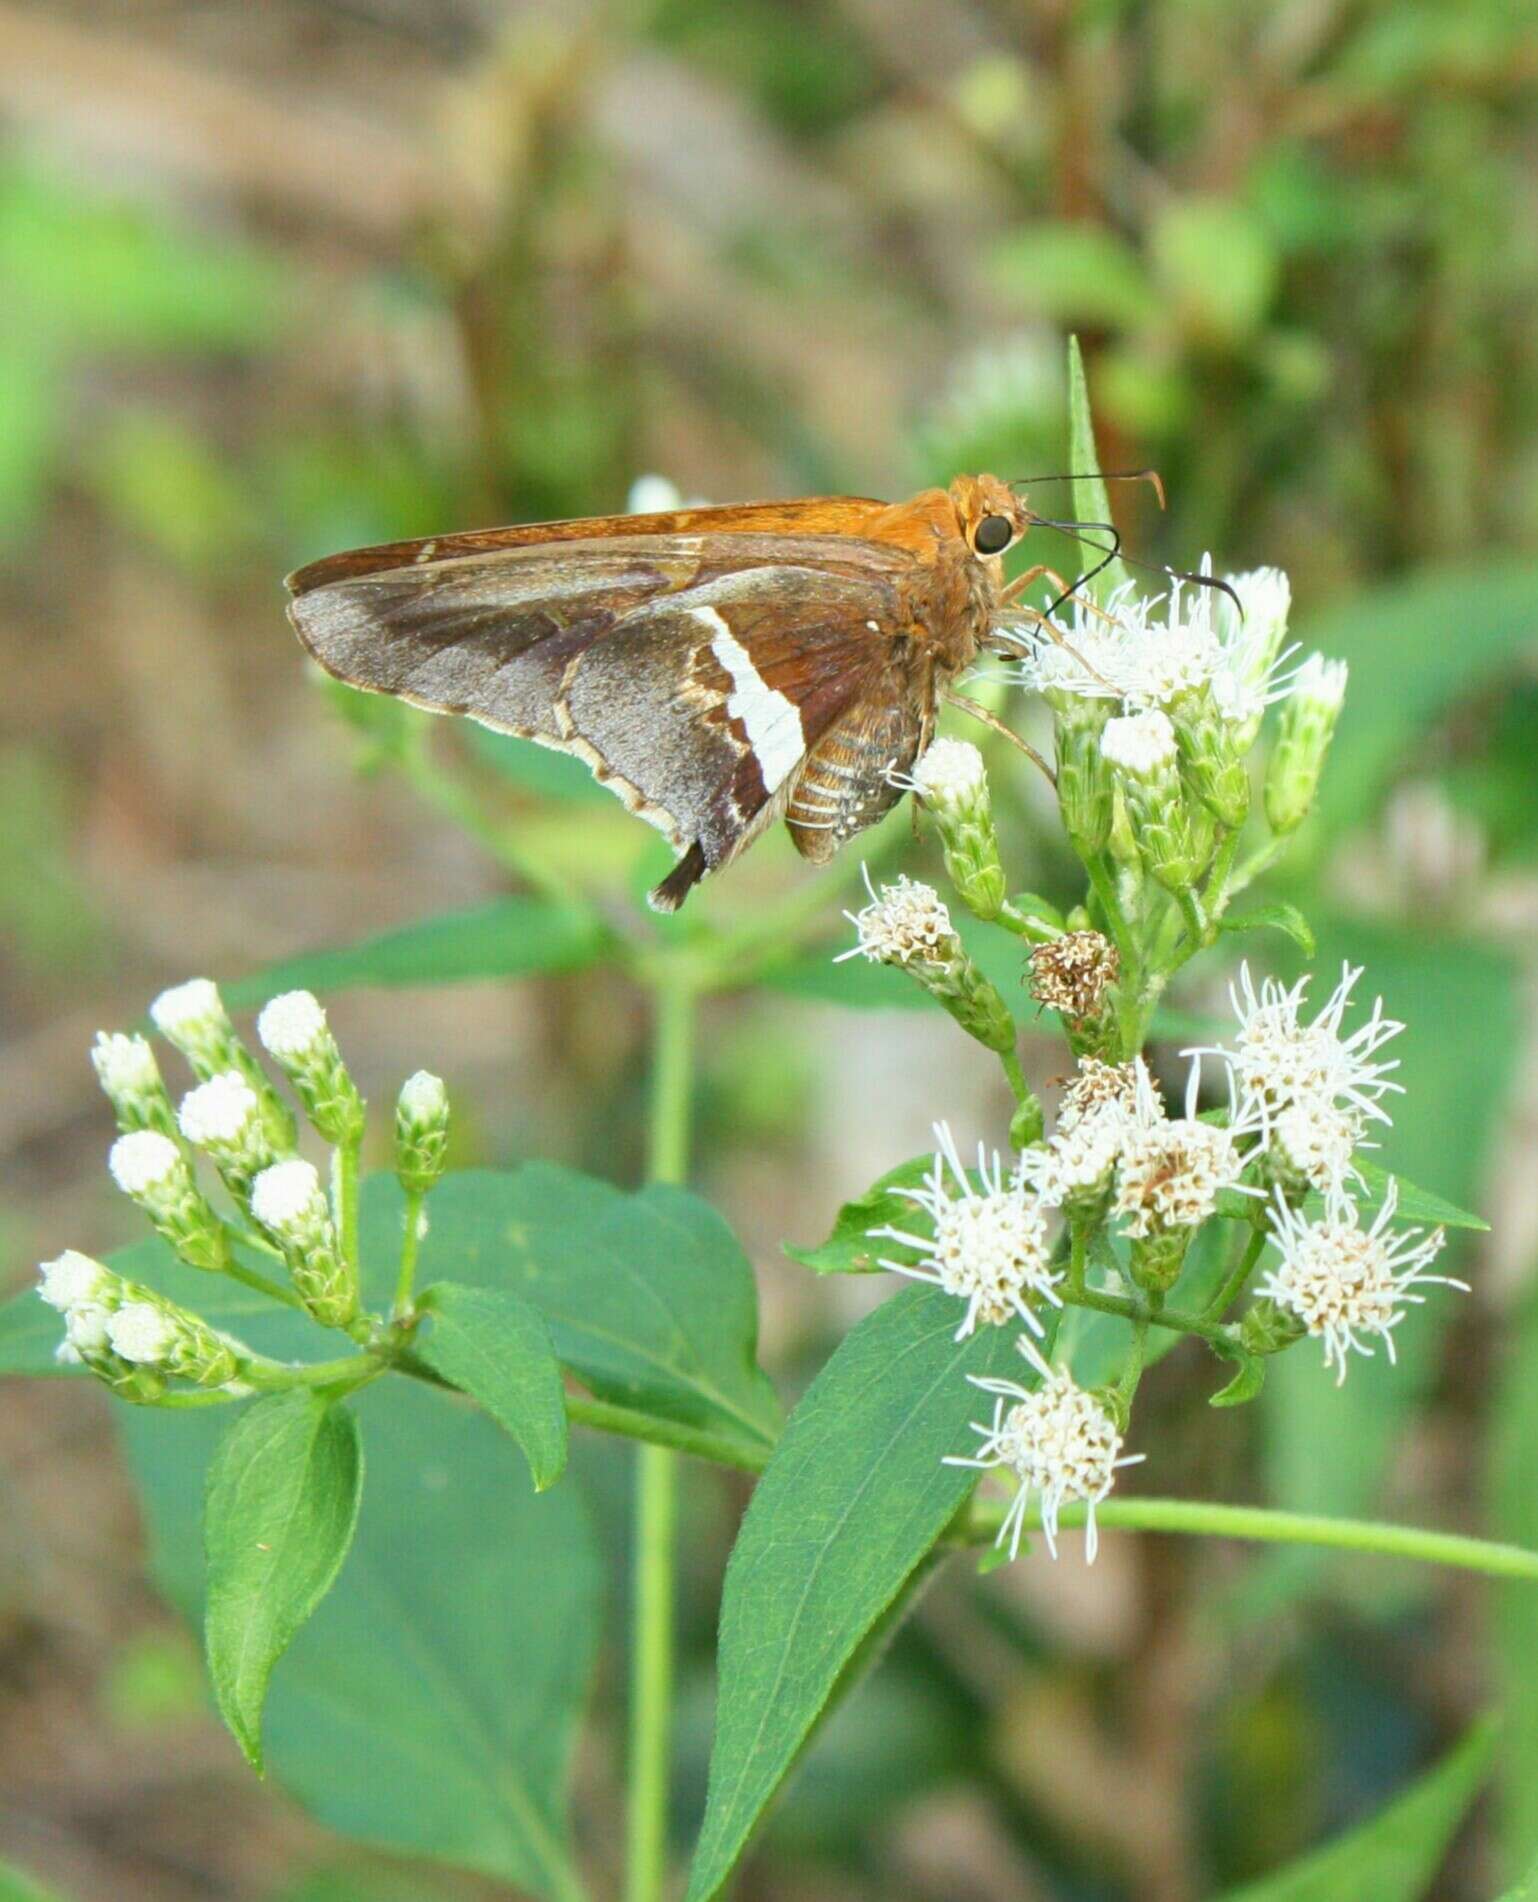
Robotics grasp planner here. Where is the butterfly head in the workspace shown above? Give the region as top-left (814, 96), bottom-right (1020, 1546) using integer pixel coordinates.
top-left (948, 474), bottom-right (1032, 563)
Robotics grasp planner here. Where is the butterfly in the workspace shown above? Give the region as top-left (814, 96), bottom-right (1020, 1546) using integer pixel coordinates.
top-left (285, 473), bottom-right (1077, 911)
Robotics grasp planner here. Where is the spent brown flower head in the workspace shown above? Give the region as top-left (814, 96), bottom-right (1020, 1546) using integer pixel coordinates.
top-left (1029, 930), bottom-right (1120, 1024)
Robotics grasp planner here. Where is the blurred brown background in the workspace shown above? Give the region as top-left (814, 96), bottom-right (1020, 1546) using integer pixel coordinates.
top-left (4, 2), bottom-right (1538, 1899)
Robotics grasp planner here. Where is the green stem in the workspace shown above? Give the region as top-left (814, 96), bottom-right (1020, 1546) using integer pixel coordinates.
top-left (1205, 1224), bottom-right (1268, 1320)
top-left (1000, 1046), bottom-right (1031, 1106)
top-left (961, 1496), bottom-right (1538, 1581)
top-left (395, 1187), bottom-right (425, 1316)
top-left (243, 1352), bottom-right (382, 1393)
top-left (336, 1139), bottom-right (362, 1286)
top-left (626, 977), bottom-right (696, 1902)
top-left (224, 1255), bottom-right (305, 1311)
top-left (1225, 835), bottom-right (1288, 906)
top-left (1068, 1283), bottom-right (1236, 1351)
top-left (1176, 884), bottom-right (1207, 949)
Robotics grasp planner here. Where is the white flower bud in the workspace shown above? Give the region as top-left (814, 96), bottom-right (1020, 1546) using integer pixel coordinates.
top-left (911, 737), bottom-right (987, 807)
top-left (109, 1130), bottom-right (183, 1199)
top-left (396, 1071), bottom-right (450, 1196)
top-left (1101, 709), bottom-right (1178, 779)
top-left (150, 978), bottom-right (227, 1045)
top-left (256, 991), bottom-right (363, 1145)
top-left (250, 1159), bottom-right (357, 1328)
top-left (109, 1130), bottom-right (230, 1274)
top-left (66, 1304), bottom-right (113, 1355)
top-left (1265, 654), bottom-right (1347, 835)
top-left (37, 1249), bottom-right (112, 1312)
top-left (107, 1301), bottom-right (180, 1365)
top-left (256, 990), bottom-right (330, 1062)
top-left (179, 1072), bottom-right (260, 1148)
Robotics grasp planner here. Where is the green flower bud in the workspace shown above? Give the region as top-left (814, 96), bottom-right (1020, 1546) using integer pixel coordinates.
top-left (1100, 710), bottom-right (1201, 894)
top-left (1168, 682), bottom-right (1251, 830)
top-left (90, 1032), bottom-right (178, 1138)
top-left (1129, 1229), bottom-right (1189, 1295)
top-left (151, 978), bottom-right (296, 1150)
top-left (256, 991), bottom-right (365, 1146)
top-left (1265, 655), bottom-right (1346, 836)
top-left (1049, 692), bottom-right (1115, 855)
top-left (108, 1130), bottom-right (231, 1273)
top-left (1240, 1295), bottom-right (1308, 1358)
top-left (909, 738), bottom-right (1007, 920)
top-left (250, 1159), bottom-right (358, 1328)
top-left (395, 1071), bottom-right (450, 1197)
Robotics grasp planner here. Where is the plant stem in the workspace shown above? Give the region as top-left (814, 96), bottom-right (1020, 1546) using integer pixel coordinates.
top-left (1205, 1224), bottom-right (1268, 1320)
top-left (1068, 1283), bottom-right (1236, 1351)
top-left (626, 977), bottom-right (696, 1902)
top-left (224, 1255), bottom-right (304, 1311)
top-left (243, 1352), bottom-right (382, 1393)
top-left (394, 1187), bottom-right (425, 1316)
top-left (336, 1139), bottom-right (362, 1282)
top-left (960, 1495), bottom-right (1538, 1582)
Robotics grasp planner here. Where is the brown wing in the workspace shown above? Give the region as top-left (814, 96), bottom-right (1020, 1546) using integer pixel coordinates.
top-left (286, 533), bottom-right (924, 909)
top-left (286, 499), bottom-right (893, 592)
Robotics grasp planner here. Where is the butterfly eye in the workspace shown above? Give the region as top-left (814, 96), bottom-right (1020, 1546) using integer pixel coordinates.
top-left (974, 515), bottom-right (1013, 556)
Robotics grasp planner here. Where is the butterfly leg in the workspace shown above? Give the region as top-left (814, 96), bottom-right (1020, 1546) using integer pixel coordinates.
top-left (940, 689), bottom-right (1056, 786)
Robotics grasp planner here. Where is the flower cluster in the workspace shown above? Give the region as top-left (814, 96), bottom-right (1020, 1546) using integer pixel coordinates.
top-left (38, 979), bottom-right (456, 1404)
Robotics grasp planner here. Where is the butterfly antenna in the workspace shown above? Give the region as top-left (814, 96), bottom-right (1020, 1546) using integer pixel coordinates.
top-left (1011, 469), bottom-right (1167, 511)
top-left (1023, 514), bottom-right (1245, 623)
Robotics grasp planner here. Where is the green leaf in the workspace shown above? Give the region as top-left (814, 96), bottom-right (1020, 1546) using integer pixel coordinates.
top-left (223, 898), bottom-right (613, 1008)
top-left (1350, 1159), bottom-right (1488, 1232)
top-left (685, 1286), bottom-right (1025, 1902)
top-left (0, 1861), bottom-right (70, 1902)
top-left (203, 1390), bottom-right (363, 1771)
top-left (1219, 903), bottom-right (1317, 957)
top-left (400, 1168), bottom-right (781, 1459)
top-left (784, 1155), bottom-right (938, 1276)
top-left (1304, 561), bottom-right (1538, 843)
top-left (1065, 335), bottom-right (1131, 601)
top-left (1214, 1717), bottom-right (1495, 1901)
top-left (1209, 1348), bottom-right (1266, 1408)
top-left (416, 1282), bottom-right (568, 1491)
top-left (120, 1376), bottom-right (600, 1901)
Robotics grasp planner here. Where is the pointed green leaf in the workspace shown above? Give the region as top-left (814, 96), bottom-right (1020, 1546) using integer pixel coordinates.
top-left (416, 1282), bottom-right (568, 1490)
top-left (1215, 1717), bottom-right (1495, 1901)
top-left (1209, 1349), bottom-right (1266, 1408)
top-left (203, 1390), bottom-right (363, 1771)
top-left (403, 1167), bottom-right (780, 1459)
top-left (784, 1156), bottom-right (941, 1276)
top-left (685, 1286), bottom-right (1027, 1902)
top-left (1219, 903), bottom-right (1317, 957)
top-left (222, 897), bottom-right (613, 1007)
top-left (1066, 334), bottom-right (1130, 601)
top-left (1349, 1160), bottom-right (1488, 1232)
top-left (121, 1377), bottom-right (600, 1901)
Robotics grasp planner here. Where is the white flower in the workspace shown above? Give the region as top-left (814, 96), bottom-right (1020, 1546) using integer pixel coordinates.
top-left (1112, 1058), bottom-right (1261, 1236)
top-left (250, 1158), bottom-right (329, 1239)
top-left (835, 869), bottom-right (956, 967)
top-left (106, 1301), bottom-right (179, 1365)
top-left (1212, 566), bottom-right (1298, 733)
top-left (1291, 651), bottom-right (1349, 714)
top-left (108, 1130), bottom-right (183, 1199)
top-left (150, 978), bottom-right (226, 1039)
top-left (37, 1250), bottom-right (111, 1312)
top-left (178, 1072), bottom-right (260, 1147)
top-left (1272, 1097), bottom-right (1369, 1202)
top-left (1025, 1109), bottom-right (1124, 1208)
top-left (946, 1334), bottom-right (1144, 1561)
top-left (256, 990), bottom-right (329, 1062)
top-left (1010, 578), bottom-right (1145, 701)
top-left (908, 737), bottom-right (987, 805)
top-left (1057, 1057), bottom-right (1145, 1134)
top-left (872, 1125), bottom-right (1060, 1340)
top-left (1258, 1183), bottom-right (1463, 1384)
top-left (1199, 962), bottom-right (1403, 1127)
top-left (1100, 708), bottom-right (1177, 778)
top-left (91, 1032), bottom-right (160, 1096)
top-left (398, 1070), bottom-right (448, 1122)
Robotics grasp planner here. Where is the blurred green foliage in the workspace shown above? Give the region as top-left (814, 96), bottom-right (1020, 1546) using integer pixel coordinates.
top-left (5, 0), bottom-right (1538, 1898)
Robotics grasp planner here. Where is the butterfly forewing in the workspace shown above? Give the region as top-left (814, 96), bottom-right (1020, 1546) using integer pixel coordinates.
top-left (287, 529), bottom-right (921, 908)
